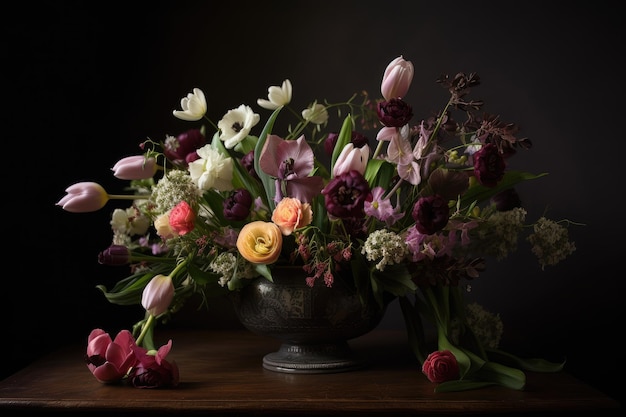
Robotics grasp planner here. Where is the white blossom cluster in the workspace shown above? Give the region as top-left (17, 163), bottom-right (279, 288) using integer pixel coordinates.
top-left (209, 252), bottom-right (258, 287)
top-left (361, 229), bottom-right (408, 271)
top-left (150, 170), bottom-right (201, 214)
top-left (527, 217), bottom-right (576, 269)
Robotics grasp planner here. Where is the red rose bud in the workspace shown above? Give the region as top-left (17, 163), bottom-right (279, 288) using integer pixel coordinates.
top-left (422, 350), bottom-right (460, 384)
top-left (98, 245), bottom-right (130, 265)
top-left (473, 143), bottom-right (505, 187)
top-left (412, 195), bottom-right (450, 235)
top-left (376, 98), bottom-right (413, 127)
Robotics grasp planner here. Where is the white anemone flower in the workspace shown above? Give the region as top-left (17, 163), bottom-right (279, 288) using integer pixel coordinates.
top-left (172, 88), bottom-right (207, 121)
top-left (188, 144), bottom-right (234, 191)
top-left (217, 104), bottom-right (260, 149)
top-left (257, 79), bottom-right (293, 110)
top-left (301, 103), bottom-right (329, 125)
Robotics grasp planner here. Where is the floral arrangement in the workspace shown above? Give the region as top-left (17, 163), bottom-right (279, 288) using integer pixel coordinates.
top-left (57, 55), bottom-right (577, 391)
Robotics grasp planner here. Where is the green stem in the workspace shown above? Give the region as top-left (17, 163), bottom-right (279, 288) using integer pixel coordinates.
top-left (107, 194), bottom-right (150, 200)
top-left (135, 313), bottom-right (155, 348)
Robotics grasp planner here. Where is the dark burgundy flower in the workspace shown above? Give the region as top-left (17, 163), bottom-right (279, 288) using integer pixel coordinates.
top-left (473, 143), bottom-right (505, 187)
top-left (412, 195), bottom-right (450, 235)
top-left (376, 98), bottom-right (413, 127)
top-left (128, 340), bottom-right (179, 388)
top-left (322, 170), bottom-right (371, 219)
top-left (98, 245), bottom-right (130, 265)
top-left (223, 189), bottom-right (253, 221)
top-left (323, 131), bottom-right (370, 156)
top-left (164, 129), bottom-right (206, 166)
top-left (241, 150), bottom-right (259, 180)
top-left (491, 188), bottom-right (521, 211)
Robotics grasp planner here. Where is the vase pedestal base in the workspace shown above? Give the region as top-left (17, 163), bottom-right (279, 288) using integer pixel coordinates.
top-left (262, 341), bottom-right (367, 374)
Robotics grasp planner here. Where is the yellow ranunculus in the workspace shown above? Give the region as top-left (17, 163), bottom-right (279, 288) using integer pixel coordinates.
top-left (236, 221), bottom-right (283, 264)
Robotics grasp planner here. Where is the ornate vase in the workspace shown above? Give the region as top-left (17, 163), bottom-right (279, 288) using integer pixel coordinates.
top-left (230, 266), bottom-right (387, 374)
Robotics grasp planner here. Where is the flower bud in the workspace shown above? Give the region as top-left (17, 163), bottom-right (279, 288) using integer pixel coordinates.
top-left (333, 143), bottom-right (370, 177)
top-left (172, 88), bottom-right (207, 121)
top-left (112, 155), bottom-right (157, 180)
top-left (381, 56), bottom-right (414, 100)
top-left (223, 189), bottom-right (253, 221)
top-left (141, 274), bottom-right (174, 317)
top-left (98, 245), bottom-right (130, 265)
top-left (56, 182), bottom-right (109, 213)
top-left (376, 98), bottom-right (413, 127)
top-left (422, 350), bottom-right (460, 383)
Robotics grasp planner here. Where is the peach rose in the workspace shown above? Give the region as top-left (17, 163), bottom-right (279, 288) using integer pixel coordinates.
top-left (154, 213), bottom-right (177, 239)
top-left (271, 197), bottom-right (313, 236)
top-left (236, 221), bottom-right (283, 264)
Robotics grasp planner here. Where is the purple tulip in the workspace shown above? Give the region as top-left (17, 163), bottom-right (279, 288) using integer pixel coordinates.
top-left (223, 189), bottom-right (253, 221)
top-left (111, 155), bottom-right (157, 180)
top-left (56, 182), bottom-right (109, 213)
top-left (164, 129), bottom-right (206, 166)
top-left (98, 245), bottom-right (131, 265)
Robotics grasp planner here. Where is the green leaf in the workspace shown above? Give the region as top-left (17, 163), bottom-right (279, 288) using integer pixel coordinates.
top-left (474, 360), bottom-right (526, 390)
top-left (254, 107), bottom-right (283, 213)
top-left (460, 171), bottom-right (547, 207)
top-left (434, 379), bottom-right (497, 393)
top-left (330, 115), bottom-right (353, 171)
top-left (486, 348), bottom-right (566, 372)
top-left (398, 296), bottom-right (427, 364)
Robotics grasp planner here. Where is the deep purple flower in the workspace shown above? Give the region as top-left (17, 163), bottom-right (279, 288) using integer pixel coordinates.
top-left (128, 340), bottom-right (179, 388)
top-left (323, 131), bottom-right (369, 156)
top-left (376, 98), bottom-right (413, 127)
top-left (322, 170), bottom-right (371, 219)
top-left (223, 189), bottom-right (253, 221)
top-left (412, 195), bottom-right (450, 235)
top-left (98, 245), bottom-right (130, 265)
top-left (491, 188), bottom-right (521, 211)
top-left (473, 143), bottom-right (505, 187)
top-left (164, 129), bottom-right (206, 166)
top-left (241, 150), bottom-right (259, 180)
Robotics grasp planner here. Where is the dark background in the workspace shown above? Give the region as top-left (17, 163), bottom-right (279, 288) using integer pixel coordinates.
top-left (5, 0), bottom-right (623, 408)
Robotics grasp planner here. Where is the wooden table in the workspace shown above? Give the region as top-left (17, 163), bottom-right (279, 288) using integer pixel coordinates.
top-left (0, 329), bottom-right (621, 416)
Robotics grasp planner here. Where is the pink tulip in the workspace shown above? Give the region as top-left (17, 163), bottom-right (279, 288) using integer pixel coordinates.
top-left (85, 329), bottom-right (138, 384)
top-left (128, 340), bottom-right (180, 388)
top-left (333, 143), bottom-right (370, 177)
top-left (112, 155), bottom-right (157, 180)
top-left (141, 274), bottom-right (175, 317)
top-left (381, 56), bottom-right (414, 100)
top-left (56, 182), bottom-right (109, 213)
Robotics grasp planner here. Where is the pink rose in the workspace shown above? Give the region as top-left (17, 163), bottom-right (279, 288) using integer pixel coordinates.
top-left (271, 197), bottom-right (313, 236)
top-left (422, 350), bottom-right (460, 383)
top-left (169, 201), bottom-right (196, 235)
